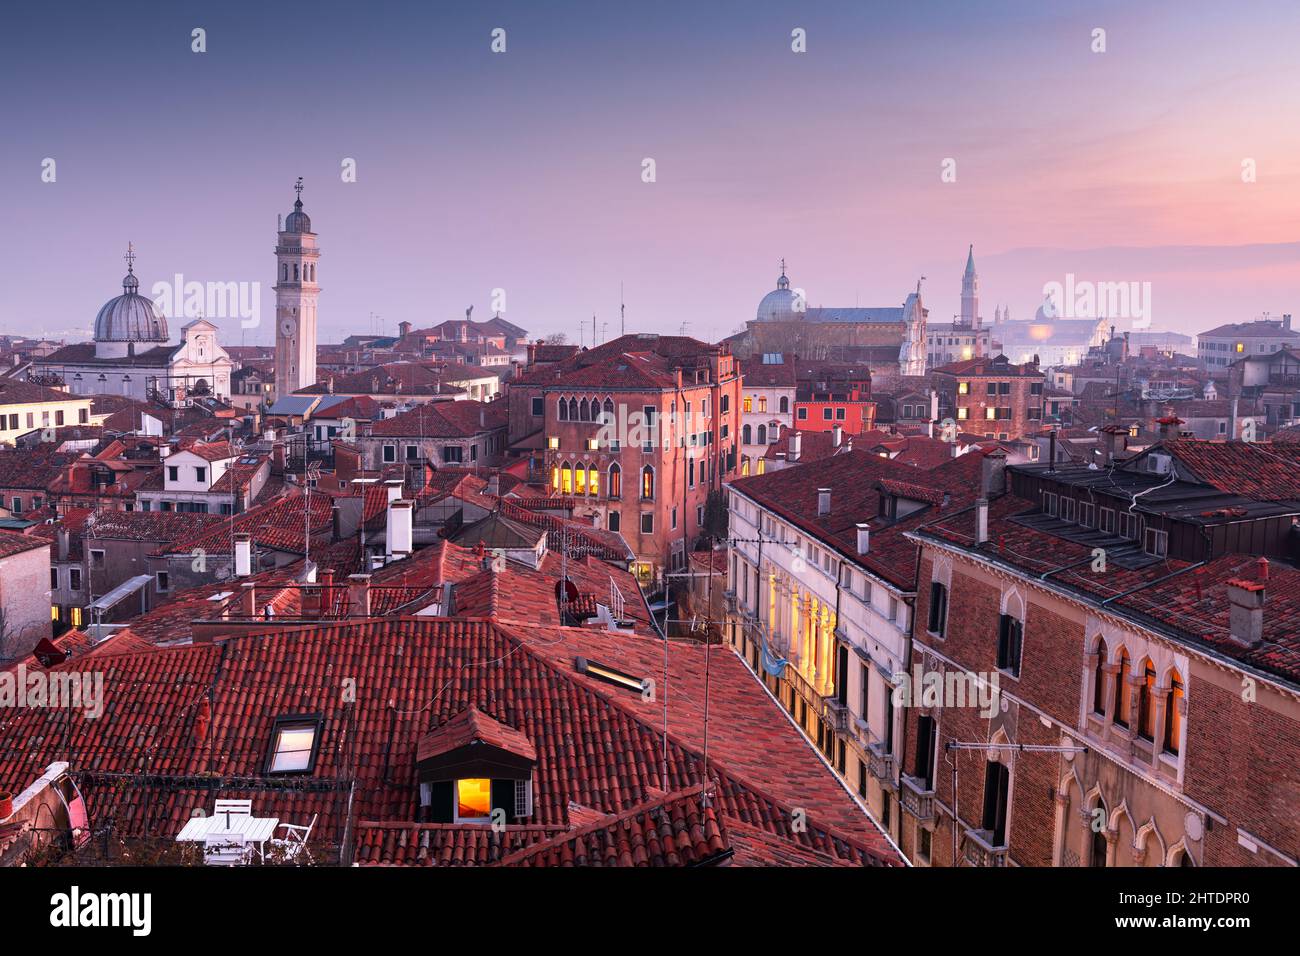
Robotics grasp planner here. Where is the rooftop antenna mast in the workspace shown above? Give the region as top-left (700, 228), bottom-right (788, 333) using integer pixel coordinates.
top-left (620, 282), bottom-right (626, 336)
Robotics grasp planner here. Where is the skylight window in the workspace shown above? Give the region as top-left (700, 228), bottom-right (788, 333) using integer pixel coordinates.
top-left (266, 715), bottom-right (322, 774)
top-left (574, 656), bottom-right (647, 694)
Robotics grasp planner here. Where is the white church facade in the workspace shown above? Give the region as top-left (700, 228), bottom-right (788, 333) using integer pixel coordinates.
top-left (32, 247), bottom-right (235, 402)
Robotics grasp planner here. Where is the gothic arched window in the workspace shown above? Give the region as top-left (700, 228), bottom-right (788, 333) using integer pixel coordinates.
top-left (607, 463), bottom-right (621, 499)
top-left (641, 465), bottom-right (654, 500)
top-left (1114, 649), bottom-right (1131, 728)
top-left (558, 398), bottom-right (568, 421)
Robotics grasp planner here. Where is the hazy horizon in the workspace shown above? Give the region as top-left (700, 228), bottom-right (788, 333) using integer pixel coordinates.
top-left (4, 0), bottom-right (1300, 347)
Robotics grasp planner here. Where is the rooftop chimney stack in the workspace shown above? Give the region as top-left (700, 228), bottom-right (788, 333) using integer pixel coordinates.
top-left (1226, 566), bottom-right (1266, 648)
top-left (790, 432), bottom-right (802, 462)
top-left (347, 574), bottom-right (372, 618)
top-left (832, 424), bottom-right (843, 448)
top-left (980, 448), bottom-right (1008, 496)
top-left (817, 488), bottom-right (831, 516)
top-left (387, 499), bottom-right (415, 561)
top-left (233, 533), bottom-right (253, 578)
top-left (384, 478), bottom-right (404, 504)
top-left (856, 523), bottom-right (870, 555)
top-left (975, 497), bottom-right (990, 545)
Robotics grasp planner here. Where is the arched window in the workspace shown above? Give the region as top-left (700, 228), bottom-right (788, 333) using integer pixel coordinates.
top-left (1114, 649), bottom-right (1131, 727)
top-left (1163, 669), bottom-right (1183, 755)
top-left (558, 398), bottom-right (568, 421)
top-left (779, 396), bottom-right (790, 414)
top-left (741, 457), bottom-right (750, 477)
top-left (608, 463), bottom-right (621, 499)
top-left (757, 424), bottom-right (767, 444)
top-left (641, 465), bottom-right (654, 500)
top-left (575, 465), bottom-right (586, 495)
top-left (568, 398), bottom-right (578, 421)
top-left (282, 263), bottom-right (288, 281)
top-left (293, 263), bottom-right (299, 281)
top-left (1138, 659), bottom-right (1157, 740)
top-left (602, 397), bottom-right (615, 419)
top-left (742, 424), bottom-right (752, 444)
top-left (560, 462), bottom-right (573, 495)
top-left (588, 465), bottom-right (598, 496)
top-left (1092, 641), bottom-right (1107, 715)
top-left (1090, 797), bottom-right (1109, 867)
top-left (309, 264), bottom-right (315, 281)
top-left (550, 464), bottom-right (559, 490)
top-left (579, 398), bottom-right (590, 422)
top-left (757, 459), bottom-right (766, 475)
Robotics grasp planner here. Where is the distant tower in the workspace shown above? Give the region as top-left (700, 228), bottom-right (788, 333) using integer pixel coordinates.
top-left (961, 244), bottom-right (980, 330)
top-left (274, 178), bottom-right (320, 397)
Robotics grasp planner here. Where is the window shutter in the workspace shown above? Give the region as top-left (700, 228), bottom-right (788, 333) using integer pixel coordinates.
top-left (428, 781), bottom-right (453, 824)
top-left (514, 778), bottom-right (532, 817)
top-left (491, 779), bottom-right (515, 821)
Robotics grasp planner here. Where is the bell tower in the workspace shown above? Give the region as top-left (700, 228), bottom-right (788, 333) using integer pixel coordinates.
top-left (274, 177), bottom-right (320, 397)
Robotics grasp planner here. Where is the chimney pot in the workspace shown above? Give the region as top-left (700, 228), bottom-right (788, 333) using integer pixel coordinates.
top-left (856, 522), bottom-right (870, 555)
top-left (347, 573), bottom-right (372, 618)
top-left (233, 532), bottom-right (253, 578)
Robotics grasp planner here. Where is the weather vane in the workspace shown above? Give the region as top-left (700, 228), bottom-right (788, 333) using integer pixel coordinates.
top-left (295, 176), bottom-right (304, 199)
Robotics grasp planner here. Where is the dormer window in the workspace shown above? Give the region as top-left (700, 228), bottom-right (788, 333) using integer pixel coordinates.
top-left (415, 707), bottom-right (537, 825)
top-left (266, 715), bottom-right (322, 774)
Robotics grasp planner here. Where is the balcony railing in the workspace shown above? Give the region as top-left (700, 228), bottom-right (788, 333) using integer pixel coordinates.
top-left (867, 741), bottom-right (896, 786)
top-left (962, 827), bottom-right (1009, 867)
top-left (821, 696), bottom-right (850, 734)
top-left (899, 775), bottom-right (935, 823)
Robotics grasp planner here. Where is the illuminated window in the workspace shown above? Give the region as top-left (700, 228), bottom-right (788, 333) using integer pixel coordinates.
top-left (756, 459), bottom-right (765, 475)
top-left (1163, 670), bottom-right (1183, 755)
top-left (1235, 342), bottom-right (1244, 353)
top-left (958, 382), bottom-right (970, 395)
top-left (550, 465), bottom-right (559, 491)
top-left (985, 407), bottom-right (997, 420)
top-left (547, 436), bottom-right (559, 450)
top-left (1138, 660), bottom-right (1157, 740)
top-left (608, 463), bottom-right (621, 498)
top-left (456, 778), bottom-right (492, 819)
top-left (588, 466), bottom-right (598, 496)
top-left (957, 408), bottom-right (969, 420)
top-left (641, 466), bottom-right (654, 499)
top-left (1114, 649), bottom-right (1131, 727)
top-left (561, 463), bottom-right (573, 494)
top-left (758, 396), bottom-right (767, 412)
top-left (743, 397), bottom-right (753, 413)
top-left (267, 716), bottom-right (321, 774)
top-left (70, 606), bottom-right (82, 628)
top-left (741, 457), bottom-right (750, 476)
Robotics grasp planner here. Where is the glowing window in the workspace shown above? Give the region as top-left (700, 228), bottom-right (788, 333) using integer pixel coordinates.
top-left (456, 778), bottom-right (492, 819)
top-left (70, 606), bottom-right (82, 628)
top-left (958, 382), bottom-right (970, 395)
top-left (743, 397), bottom-right (753, 413)
top-left (267, 718), bottom-right (320, 773)
top-left (588, 466), bottom-right (598, 496)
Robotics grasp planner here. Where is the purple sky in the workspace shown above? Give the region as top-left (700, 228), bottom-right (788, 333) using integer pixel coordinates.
top-left (3, 0), bottom-right (1300, 346)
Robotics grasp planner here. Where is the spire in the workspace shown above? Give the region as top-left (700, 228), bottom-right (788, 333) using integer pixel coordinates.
top-left (964, 244), bottom-right (976, 276)
top-left (776, 258), bottom-right (790, 290)
top-left (122, 242), bottom-right (139, 293)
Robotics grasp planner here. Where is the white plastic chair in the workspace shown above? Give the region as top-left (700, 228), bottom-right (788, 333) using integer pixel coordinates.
top-left (270, 813), bottom-right (317, 864)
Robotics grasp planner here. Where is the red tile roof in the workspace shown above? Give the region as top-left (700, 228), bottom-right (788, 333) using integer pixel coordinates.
top-left (0, 617), bottom-right (900, 866)
top-left (1156, 439), bottom-right (1300, 502)
top-left (416, 706), bottom-right (538, 764)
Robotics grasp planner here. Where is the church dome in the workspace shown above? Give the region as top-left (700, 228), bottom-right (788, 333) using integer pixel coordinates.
top-left (756, 269), bottom-right (798, 322)
top-left (285, 197), bottom-right (312, 233)
top-left (94, 269), bottom-right (169, 343)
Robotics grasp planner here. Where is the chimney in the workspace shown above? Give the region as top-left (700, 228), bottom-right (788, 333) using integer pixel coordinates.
top-left (1226, 560), bottom-right (1267, 647)
top-left (387, 499), bottom-right (414, 560)
top-left (790, 432), bottom-right (802, 462)
top-left (831, 424), bottom-right (843, 448)
top-left (980, 448), bottom-right (1007, 496)
top-left (240, 581), bottom-right (257, 617)
top-left (1047, 429), bottom-right (1058, 471)
top-left (319, 569), bottom-right (336, 617)
top-left (347, 573), bottom-right (372, 617)
top-left (486, 472), bottom-right (500, 496)
top-left (399, 320), bottom-right (412, 338)
top-left (233, 532), bottom-right (253, 578)
top-left (384, 478), bottom-right (404, 504)
top-left (272, 441), bottom-right (286, 472)
top-left (56, 527), bottom-right (70, 562)
top-left (817, 488), bottom-right (831, 516)
top-left (1284, 313), bottom-right (1293, 332)
top-left (1230, 397), bottom-right (1239, 440)
top-left (856, 523), bottom-right (870, 555)
top-left (975, 497), bottom-right (990, 545)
